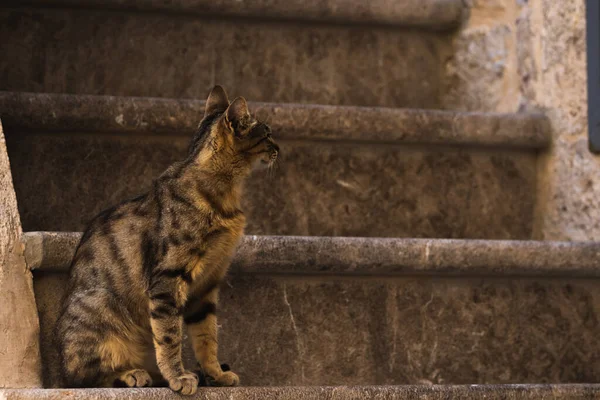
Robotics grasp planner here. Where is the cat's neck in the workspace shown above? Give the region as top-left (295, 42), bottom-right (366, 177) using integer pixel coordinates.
top-left (181, 161), bottom-right (245, 212)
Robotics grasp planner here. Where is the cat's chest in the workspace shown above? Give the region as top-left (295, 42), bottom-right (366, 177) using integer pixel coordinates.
top-left (185, 213), bottom-right (245, 282)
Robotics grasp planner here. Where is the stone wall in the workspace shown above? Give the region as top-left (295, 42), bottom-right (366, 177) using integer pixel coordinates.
top-left (522, 1), bottom-right (595, 241)
top-left (442, 0), bottom-right (521, 112)
top-left (0, 120), bottom-right (42, 387)
top-left (447, 0), bottom-right (597, 241)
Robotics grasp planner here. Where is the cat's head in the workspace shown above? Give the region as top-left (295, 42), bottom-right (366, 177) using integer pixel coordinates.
top-left (188, 85), bottom-right (279, 176)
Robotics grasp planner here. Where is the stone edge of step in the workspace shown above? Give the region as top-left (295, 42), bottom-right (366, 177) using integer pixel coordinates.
top-left (2, 0), bottom-right (465, 30)
top-left (1, 385), bottom-right (600, 399)
top-left (0, 92), bottom-right (551, 150)
top-left (23, 231), bottom-right (600, 278)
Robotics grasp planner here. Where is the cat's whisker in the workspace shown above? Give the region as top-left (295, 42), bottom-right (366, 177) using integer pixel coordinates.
top-left (267, 162), bottom-right (274, 180)
top-left (269, 157), bottom-right (280, 180)
top-left (269, 156), bottom-right (279, 180)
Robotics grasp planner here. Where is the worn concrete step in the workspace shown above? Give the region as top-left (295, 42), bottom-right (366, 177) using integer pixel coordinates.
top-left (3, 0), bottom-right (465, 29)
top-left (0, 1), bottom-right (461, 107)
top-left (2, 385), bottom-right (600, 399)
top-left (1, 92), bottom-right (549, 239)
top-left (26, 232), bottom-right (600, 386)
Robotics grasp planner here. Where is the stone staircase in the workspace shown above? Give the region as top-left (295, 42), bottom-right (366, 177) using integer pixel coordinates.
top-left (0, 91), bottom-right (548, 238)
top-left (1, 0), bottom-right (600, 398)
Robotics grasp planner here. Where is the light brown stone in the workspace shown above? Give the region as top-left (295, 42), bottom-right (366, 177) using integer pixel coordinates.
top-left (442, 0), bottom-right (520, 112)
top-left (0, 92), bottom-right (548, 239)
top-left (445, 0), bottom-right (598, 241)
top-left (0, 92), bottom-right (550, 148)
top-left (22, 232), bottom-right (600, 278)
top-left (0, 120), bottom-right (42, 387)
top-left (2, 0), bottom-right (465, 28)
top-left (25, 232), bottom-right (600, 386)
top-left (6, 133), bottom-right (539, 239)
top-left (34, 271), bottom-right (600, 387)
top-left (518, 1), bottom-right (598, 241)
top-left (2, 385), bottom-right (600, 400)
top-left (0, 384), bottom-right (600, 400)
top-left (0, 8), bottom-right (451, 108)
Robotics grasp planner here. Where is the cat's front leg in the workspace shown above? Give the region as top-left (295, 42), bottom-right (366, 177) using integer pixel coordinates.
top-left (185, 286), bottom-right (239, 386)
top-left (148, 269), bottom-right (199, 395)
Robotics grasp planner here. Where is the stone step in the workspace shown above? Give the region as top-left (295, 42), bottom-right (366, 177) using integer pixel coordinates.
top-left (1, 92), bottom-right (549, 239)
top-left (22, 232), bottom-right (600, 277)
top-left (4, 0), bottom-right (465, 29)
top-left (27, 232), bottom-right (600, 386)
top-left (2, 385), bottom-right (600, 399)
top-left (0, 2), bottom-right (461, 107)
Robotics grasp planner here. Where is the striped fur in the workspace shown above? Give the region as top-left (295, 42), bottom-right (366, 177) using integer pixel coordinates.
top-left (56, 86), bottom-right (279, 395)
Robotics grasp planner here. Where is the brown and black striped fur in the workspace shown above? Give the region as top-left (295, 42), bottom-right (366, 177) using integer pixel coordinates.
top-left (55, 86), bottom-right (279, 395)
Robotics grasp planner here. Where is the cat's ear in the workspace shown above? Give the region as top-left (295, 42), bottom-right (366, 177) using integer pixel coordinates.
top-left (225, 97), bottom-right (251, 133)
top-left (204, 85), bottom-right (230, 116)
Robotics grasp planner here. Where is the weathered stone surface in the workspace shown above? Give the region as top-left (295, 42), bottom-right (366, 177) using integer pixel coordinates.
top-left (0, 120), bottom-right (42, 387)
top-left (6, 132), bottom-right (538, 238)
top-left (34, 270), bottom-right (600, 386)
top-left (517, 1), bottom-right (598, 241)
top-left (2, 385), bottom-right (600, 400)
top-left (0, 8), bottom-right (451, 108)
top-left (31, 233), bottom-right (600, 386)
top-left (439, 0), bottom-right (598, 241)
top-left (0, 92), bottom-right (551, 148)
top-left (23, 232), bottom-right (600, 278)
top-left (3, 0), bottom-right (465, 29)
top-left (0, 92), bottom-right (551, 239)
top-left (441, 0), bottom-right (521, 112)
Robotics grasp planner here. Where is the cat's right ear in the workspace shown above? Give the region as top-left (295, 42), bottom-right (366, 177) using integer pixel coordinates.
top-left (204, 85), bottom-right (230, 117)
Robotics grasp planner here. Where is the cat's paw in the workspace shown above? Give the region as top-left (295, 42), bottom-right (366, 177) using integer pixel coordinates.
top-left (195, 363), bottom-right (231, 386)
top-left (207, 370), bottom-right (240, 387)
top-left (116, 369), bottom-right (153, 387)
top-left (168, 371), bottom-right (199, 395)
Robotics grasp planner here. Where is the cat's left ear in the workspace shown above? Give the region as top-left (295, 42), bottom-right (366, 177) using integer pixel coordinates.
top-left (225, 97), bottom-right (251, 135)
top-left (204, 85), bottom-right (230, 117)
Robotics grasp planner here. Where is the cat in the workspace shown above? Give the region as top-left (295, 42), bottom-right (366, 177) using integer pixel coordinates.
top-left (55, 85), bottom-right (279, 395)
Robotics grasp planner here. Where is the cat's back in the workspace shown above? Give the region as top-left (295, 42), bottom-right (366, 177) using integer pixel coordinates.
top-left (67, 194), bottom-right (156, 296)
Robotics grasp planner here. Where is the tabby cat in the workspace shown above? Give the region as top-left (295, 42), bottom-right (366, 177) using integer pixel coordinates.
top-left (56, 86), bottom-right (279, 395)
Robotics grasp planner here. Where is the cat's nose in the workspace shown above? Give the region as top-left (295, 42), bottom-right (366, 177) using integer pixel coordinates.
top-left (266, 136), bottom-right (279, 152)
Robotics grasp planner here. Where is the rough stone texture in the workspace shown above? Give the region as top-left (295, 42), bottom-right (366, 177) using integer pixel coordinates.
top-left (519, 1), bottom-right (600, 241)
top-left (443, 0), bottom-right (599, 241)
top-left (33, 270), bottom-right (600, 386)
top-left (5, 132), bottom-right (538, 239)
top-left (23, 232), bottom-right (600, 278)
top-left (0, 8), bottom-right (452, 108)
top-left (0, 93), bottom-right (547, 239)
top-left (0, 92), bottom-right (551, 148)
top-left (3, 385), bottom-right (600, 400)
top-left (442, 0), bottom-right (521, 112)
top-left (30, 232), bottom-right (600, 386)
top-left (3, 0), bottom-right (465, 29)
top-left (0, 120), bottom-right (42, 387)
